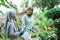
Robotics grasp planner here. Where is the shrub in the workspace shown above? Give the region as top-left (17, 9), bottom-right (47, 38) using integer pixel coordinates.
top-left (45, 8), bottom-right (60, 20)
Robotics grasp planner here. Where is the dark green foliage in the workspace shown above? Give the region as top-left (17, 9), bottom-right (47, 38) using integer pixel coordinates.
top-left (33, 0), bottom-right (60, 9)
top-left (0, 0), bottom-right (10, 8)
top-left (0, 0), bottom-right (5, 3)
top-left (25, 0), bottom-right (28, 7)
top-left (55, 19), bottom-right (60, 25)
top-left (44, 8), bottom-right (60, 40)
top-left (55, 18), bottom-right (60, 28)
top-left (38, 30), bottom-right (57, 40)
top-left (0, 3), bottom-right (10, 8)
top-left (45, 8), bottom-right (60, 20)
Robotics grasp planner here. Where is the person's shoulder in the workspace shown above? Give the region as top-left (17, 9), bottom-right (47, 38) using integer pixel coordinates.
top-left (8, 20), bottom-right (13, 25)
top-left (23, 14), bottom-right (27, 18)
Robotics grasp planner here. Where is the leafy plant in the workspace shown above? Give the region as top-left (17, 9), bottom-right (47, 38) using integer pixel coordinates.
top-left (45, 8), bottom-right (60, 20)
top-left (33, 0), bottom-right (60, 11)
top-left (0, 0), bottom-right (10, 8)
top-left (34, 9), bottom-right (58, 40)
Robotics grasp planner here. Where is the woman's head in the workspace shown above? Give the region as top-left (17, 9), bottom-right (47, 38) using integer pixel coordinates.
top-left (6, 9), bottom-right (16, 21)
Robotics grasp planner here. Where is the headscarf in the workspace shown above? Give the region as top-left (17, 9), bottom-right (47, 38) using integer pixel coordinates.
top-left (5, 9), bottom-right (16, 27)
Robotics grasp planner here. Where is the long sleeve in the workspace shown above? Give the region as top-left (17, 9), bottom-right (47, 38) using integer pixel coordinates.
top-left (9, 22), bottom-right (20, 37)
top-left (22, 15), bottom-right (35, 31)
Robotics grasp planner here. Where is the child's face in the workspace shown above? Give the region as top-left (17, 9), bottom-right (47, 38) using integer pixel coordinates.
top-left (27, 9), bottom-right (32, 14)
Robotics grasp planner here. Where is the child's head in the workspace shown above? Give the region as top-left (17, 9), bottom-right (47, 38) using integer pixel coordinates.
top-left (27, 7), bottom-right (33, 17)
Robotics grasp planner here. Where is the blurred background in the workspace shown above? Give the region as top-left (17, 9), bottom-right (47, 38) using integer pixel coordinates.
top-left (0, 0), bottom-right (60, 40)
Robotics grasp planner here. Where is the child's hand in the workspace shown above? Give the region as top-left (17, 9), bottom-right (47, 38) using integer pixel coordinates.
top-left (19, 30), bottom-right (24, 36)
top-left (29, 28), bottom-right (35, 33)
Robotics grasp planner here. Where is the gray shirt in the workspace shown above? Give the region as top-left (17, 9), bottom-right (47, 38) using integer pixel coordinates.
top-left (22, 15), bottom-right (35, 30)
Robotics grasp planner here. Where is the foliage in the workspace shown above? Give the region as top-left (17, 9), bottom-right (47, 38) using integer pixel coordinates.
top-left (45, 8), bottom-right (60, 20)
top-left (38, 30), bottom-right (57, 40)
top-left (33, 0), bottom-right (60, 11)
top-left (24, 0), bottom-right (28, 8)
top-left (0, 0), bottom-right (10, 8)
top-left (35, 13), bottom-right (54, 28)
top-left (55, 18), bottom-right (60, 28)
top-left (35, 18), bottom-right (57, 40)
top-left (0, 0), bottom-right (18, 10)
top-left (55, 18), bottom-right (60, 25)
top-left (34, 12), bottom-right (58, 40)
top-left (31, 33), bottom-right (37, 38)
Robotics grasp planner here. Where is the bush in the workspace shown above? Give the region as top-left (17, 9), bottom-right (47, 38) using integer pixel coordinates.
top-left (34, 8), bottom-right (59, 40)
top-left (44, 8), bottom-right (60, 20)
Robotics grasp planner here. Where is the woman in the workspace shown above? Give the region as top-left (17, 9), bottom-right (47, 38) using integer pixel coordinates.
top-left (4, 9), bottom-right (25, 40)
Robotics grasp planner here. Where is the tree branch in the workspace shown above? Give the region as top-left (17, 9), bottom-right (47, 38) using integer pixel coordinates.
top-left (5, 0), bottom-right (17, 10)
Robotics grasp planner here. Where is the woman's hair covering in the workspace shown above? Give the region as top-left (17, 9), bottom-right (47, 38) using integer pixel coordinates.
top-left (5, 9), bottom-right (16, 26)
top-left (6, 9), bottom-right (16, 21)
top-left (27, 7), bottom-right (33, 11)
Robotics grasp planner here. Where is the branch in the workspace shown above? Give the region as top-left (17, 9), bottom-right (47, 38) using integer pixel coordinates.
top-left (0, 3), bottom-right (10, 8)
top-left (5, 0), bottom-right (17, 10)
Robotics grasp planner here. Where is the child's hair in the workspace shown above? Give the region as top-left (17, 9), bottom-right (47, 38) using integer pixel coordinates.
top-left (27, 7), bottom-right (33, 12)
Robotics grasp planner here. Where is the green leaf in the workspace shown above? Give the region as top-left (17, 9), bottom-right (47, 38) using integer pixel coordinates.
top-left (25, 0), bottom-right (28, 7)
top-left (0, 3), bottom-right (10, 8)
top-left (0, 0), bottom-right (5, 3)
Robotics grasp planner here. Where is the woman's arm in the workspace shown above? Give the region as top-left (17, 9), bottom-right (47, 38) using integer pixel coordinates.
top-left (9, 23), bottom-right (20, 36)
top-left (9, 22), bottom-right (24, 37)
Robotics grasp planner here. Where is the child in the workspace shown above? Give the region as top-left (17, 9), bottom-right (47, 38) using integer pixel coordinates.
top-left (22, 7), bottom-right (35, 40)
